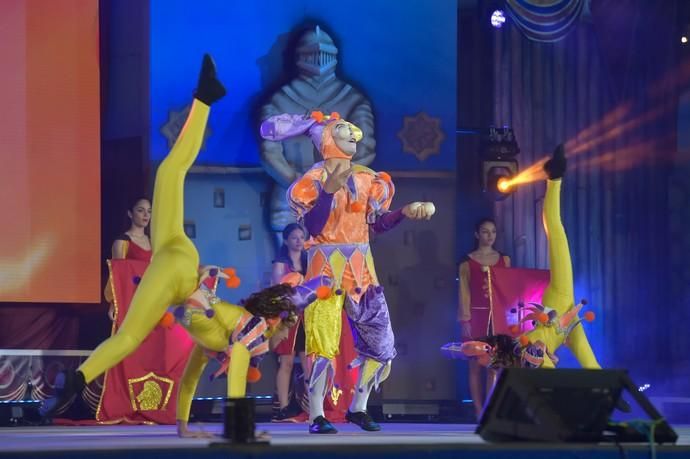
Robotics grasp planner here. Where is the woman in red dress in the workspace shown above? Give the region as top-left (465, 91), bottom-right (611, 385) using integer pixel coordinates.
top-left (457, 218), bottom-right (510, 420)
top-left (111, 198), bottom-right (152, 260)
top-left (270, 223), bottom-right (308, 421)
top-left (105, 198), bottom-right (152, 317)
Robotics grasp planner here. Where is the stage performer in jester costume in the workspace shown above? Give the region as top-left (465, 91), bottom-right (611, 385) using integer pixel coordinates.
top-left (260, 111), bottom-right (436, 434)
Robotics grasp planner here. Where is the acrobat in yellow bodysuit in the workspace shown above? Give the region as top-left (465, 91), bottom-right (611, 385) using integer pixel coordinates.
top-left (172, 276), bottom-right (304, 437)
top-left (444, 145), bottom-right (600, 370)
top-left (41, 55), bottom-right (329, 435)
top-left (40, 54), bottom-right (230, 419)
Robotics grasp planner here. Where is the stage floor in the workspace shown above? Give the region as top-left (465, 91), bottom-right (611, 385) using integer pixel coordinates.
top-left (2, 423), bottom-right (690, 458)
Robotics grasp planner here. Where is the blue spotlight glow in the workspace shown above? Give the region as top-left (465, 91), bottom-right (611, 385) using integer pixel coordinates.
top-left (491, 10), bottom-right (506, 29)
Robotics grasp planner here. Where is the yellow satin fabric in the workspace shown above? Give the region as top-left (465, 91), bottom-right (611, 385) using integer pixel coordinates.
top-left (303, 294), bottom-right (345, 360)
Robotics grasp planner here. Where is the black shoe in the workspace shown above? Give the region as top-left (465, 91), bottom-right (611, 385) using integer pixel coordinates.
top-left (543, 144), bottom-right (567, 180)
top-left (39, 370), bottom-right (86, 418)
top-left (272, 403), bottom-right (302, 422)
top-left (194, 54), bottom-right (226, 106)
top-left (309, 415), bottom-right (337, 434)
top-left (346, 410), bottom-right (381, 432)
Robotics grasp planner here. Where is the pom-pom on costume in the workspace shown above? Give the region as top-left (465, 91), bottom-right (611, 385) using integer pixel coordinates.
top-left (260, 111), bottom-right (415, 433)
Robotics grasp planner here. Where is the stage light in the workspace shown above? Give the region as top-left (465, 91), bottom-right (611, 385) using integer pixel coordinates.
top-left (481, 127), bottom-right (519, 201)
top-left (491, 10), bottom-right (506, 28)
top-left (485, 164), bottom-right (516, 201)
top-left (682, 36), bottom-right (688, 44)
top-left (497, 177), bottom-right (511, 192)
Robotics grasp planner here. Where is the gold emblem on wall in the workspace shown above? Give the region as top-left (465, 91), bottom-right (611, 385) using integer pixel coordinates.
top-left (128, 372), bottom-right (174, 411)
top-left (397, 112), bottom-right (446, 161)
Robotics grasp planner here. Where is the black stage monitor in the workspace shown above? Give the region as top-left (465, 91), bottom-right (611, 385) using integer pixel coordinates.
top-left (477, 368), bottom-right (677, 444)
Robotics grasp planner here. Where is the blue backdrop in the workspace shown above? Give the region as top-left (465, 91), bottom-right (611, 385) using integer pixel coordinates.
top-left (149, 0), bottom-right (457, 170)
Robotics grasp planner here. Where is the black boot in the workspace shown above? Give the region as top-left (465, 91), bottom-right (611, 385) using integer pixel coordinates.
top-left (346, 410), bottom-right (381, 432)
top-left (194, 54), bottom-right (226, 105)
top-left (309, 415), bottom-right (338, 434)
top-left (543, 144), bottom-right (567, 180)
top-left (272, 397), bottom-right (302, 422)
top-left (39, 369), bottom-right (86, 419)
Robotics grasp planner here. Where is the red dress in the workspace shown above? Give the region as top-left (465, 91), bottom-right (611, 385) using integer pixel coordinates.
top-left (98, 235), bottom-right (194, 424)
top-left (122, 238), bottom-right (152, 262)
top-left (461, 255), bottom-right (509, 338)
top-left (273, 258), bottom-right (306, 356)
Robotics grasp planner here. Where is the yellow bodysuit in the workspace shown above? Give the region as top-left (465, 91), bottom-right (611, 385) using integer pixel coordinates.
top-left (78, 100), bottom-right (209, 383)
top-left (78, 97), bottom-right (275, 422)
top-left (450, 177), bottom-right (601, 369)
top-left (175, 299), bottom-right (269, 422)
top-left (523, 178), bottom-right (600, 368)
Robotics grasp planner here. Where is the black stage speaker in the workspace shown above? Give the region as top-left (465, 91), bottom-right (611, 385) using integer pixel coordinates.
top-left (477, 368), bottom-right (677, 443)
top-left (223, 398), bottom-right (255, 443)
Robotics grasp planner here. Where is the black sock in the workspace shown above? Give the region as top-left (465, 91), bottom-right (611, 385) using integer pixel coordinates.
top-left (194, 54), bottom-right (226, 105)
top-left (544, 144), bottom-right (567, 179)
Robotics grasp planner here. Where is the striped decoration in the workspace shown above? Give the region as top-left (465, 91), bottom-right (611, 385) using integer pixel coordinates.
top-left (505, 0), bottom-right (586, 43)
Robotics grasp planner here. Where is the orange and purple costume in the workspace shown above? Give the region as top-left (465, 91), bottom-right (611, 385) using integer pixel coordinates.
top-left (261, 112), bottom-right (405, 430)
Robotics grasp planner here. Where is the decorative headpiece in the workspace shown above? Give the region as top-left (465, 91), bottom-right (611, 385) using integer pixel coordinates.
top-left (508, 299), bottom-right (595, 344)
top-left (441, 299), bottom-right (595, 369)
top-left (260, 111), bottom-right (362, 160)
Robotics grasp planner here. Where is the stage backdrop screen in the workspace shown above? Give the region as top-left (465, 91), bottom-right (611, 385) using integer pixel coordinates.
top-left (0, 0), bottom-right (101, 303)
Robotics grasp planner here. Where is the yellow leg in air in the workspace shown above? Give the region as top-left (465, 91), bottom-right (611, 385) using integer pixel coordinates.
top-left (78, 101), bottom-right (209, 382)
top-left (542, 179), bottom-right (600, 369)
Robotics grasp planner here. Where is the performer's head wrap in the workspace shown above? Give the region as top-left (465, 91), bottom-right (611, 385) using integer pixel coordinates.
top-left (440, 300), bottom-right (595, 369)
top-left (260, 111), bottom-right (362, 160)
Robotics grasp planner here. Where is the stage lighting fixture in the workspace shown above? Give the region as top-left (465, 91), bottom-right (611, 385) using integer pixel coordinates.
top-left (491, 10), bottom-right (506, 28)
top-left (682, 36), bottom-right (688, 44)
top-left (497, 177), bottom-right (510, 192)
top-left (481, 127), bottom-right (519, 201)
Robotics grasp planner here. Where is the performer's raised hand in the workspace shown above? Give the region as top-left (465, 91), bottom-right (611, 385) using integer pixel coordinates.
top-left (323, 163), bottom-right (352, 194)
top-left (402, 202), bottom-right (436, 220)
